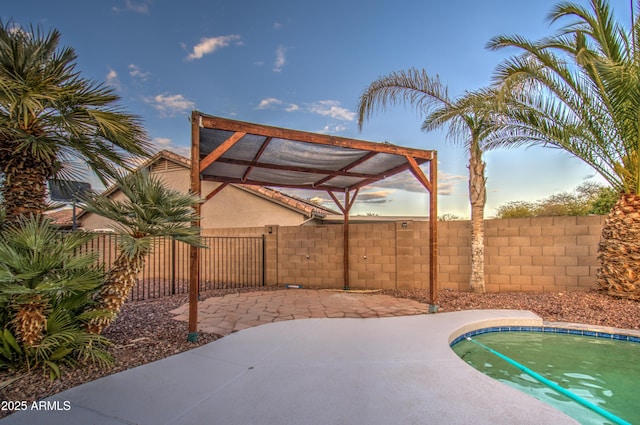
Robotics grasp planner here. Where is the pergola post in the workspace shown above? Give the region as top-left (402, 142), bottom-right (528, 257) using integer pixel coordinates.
top-left (343, 190), bottom-right (351, 290)
top-left (328, 189), bottom-right (359, 290)
top-left (429, 154), bottom-right (438, 310)
top-left (188, 112), bottom-right (201, 341)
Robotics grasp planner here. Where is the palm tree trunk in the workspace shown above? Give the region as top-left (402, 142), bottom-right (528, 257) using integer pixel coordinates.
top-left (87, 252), bottom-right (145, 334)
top-left (469, 143), bottom-right (486, 293)
top-left (0, 147), bottom-right (51, 226)
top-left (12, 295), bottom-right (47, 347)
top-left (597, 193), bottom-right (640, 299)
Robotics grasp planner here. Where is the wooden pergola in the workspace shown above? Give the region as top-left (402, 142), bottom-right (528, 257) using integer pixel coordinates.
top-left (188, 111), bottom-right (438, 337)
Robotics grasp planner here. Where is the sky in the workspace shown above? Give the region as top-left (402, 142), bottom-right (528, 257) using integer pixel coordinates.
top-left (4, 0), bottom-right (629, 218)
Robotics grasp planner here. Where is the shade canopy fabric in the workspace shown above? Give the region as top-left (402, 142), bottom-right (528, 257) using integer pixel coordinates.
top-left (193, 112), bottom-right (436, 193)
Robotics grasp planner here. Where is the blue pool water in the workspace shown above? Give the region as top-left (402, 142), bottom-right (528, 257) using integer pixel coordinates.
top-left (451, 329), bottom-right (640, 425)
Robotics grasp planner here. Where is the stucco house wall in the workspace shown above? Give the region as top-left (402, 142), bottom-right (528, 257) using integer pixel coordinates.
top-left (80, 151), bottom-right (333, 231)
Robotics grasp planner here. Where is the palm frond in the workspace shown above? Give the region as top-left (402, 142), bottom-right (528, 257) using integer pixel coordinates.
top-left (357, 68), bottom-right (451, 130)
top-left (81, 170), bottom-right (204, 258)
top-left (489, 0), bottom-right (640, 193)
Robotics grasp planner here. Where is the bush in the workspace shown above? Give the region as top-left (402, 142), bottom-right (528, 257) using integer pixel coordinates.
top-left (0, 216), bottom-right (112, 379)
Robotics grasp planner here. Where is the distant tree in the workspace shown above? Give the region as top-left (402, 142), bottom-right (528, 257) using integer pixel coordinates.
top-left (493, 183), bottom-right (618, 218)
top-left (587, 186), bottom-right (618, 215)
top-left (537, 192), bottom-right (589, 216)
top-left (494, 201), bottom-right (537, 219)
top-left (438, 213), bottom-right (464, 221)
top-left (0, 22), bottom-right (151, 227)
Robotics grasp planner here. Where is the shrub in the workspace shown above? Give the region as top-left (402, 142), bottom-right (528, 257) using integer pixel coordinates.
top-left (0, 216), bottom-right (112, 379)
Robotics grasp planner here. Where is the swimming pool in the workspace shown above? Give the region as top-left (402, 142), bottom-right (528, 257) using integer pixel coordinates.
top-left (451, 328), bottom-right (640, 425)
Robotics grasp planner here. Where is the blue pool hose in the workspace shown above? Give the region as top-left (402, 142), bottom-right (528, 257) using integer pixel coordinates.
top-left (465, 337), bottom-right (631, 425)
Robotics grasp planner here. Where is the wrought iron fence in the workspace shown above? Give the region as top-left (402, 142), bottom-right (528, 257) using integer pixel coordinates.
top-left (84, 234), bottom-right (265, 301)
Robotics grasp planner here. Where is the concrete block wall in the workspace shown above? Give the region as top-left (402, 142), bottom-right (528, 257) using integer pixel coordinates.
top-left (189, 215), bottom-right (606, 292)
top-left (438, 215), bottom-right (606, 292)
top-left (265, 221), bottom-right (432, 290)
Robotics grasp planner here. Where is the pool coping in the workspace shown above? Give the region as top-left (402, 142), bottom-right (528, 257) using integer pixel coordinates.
top-left (449, 319), bottom-right (640, 347)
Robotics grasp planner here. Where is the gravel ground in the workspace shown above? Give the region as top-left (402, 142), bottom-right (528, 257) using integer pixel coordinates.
top-left (0, 287), bottom-right (638, 418)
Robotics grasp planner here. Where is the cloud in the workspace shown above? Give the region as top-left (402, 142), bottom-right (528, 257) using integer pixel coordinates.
top-left (152, 137), bottom-right (190, 157)
top-left (254, 98), bottom-right (353, 131)
top-left (257, 98), bottom-right (282, 109)
top-left (273, 46), bottom-right (287, 72)
top-left (7, 24), bottom-right (27, 37)
top-left (371, 168), bottom-right (466, 195)
top-left (319, 124), bottom-right (347, 134)
top-left (113, 0), bottom-right (151, 13)
top-left (438, 172), bottom-right (467, 195)
top-left (356, 190), bottom-right (394, 204)
top-left (308, 100), bottom-right (356, 121)
top-left (146, 93), bottom-right (195, 117)
top-left (128, 64), bottom-right (149, 81)
top-left (285, 104), bottom-right (300, 112)
top-left (186, 35), bottom-right (241, 61)
top-left (256, 97), bottom-right (299, 112)
top-left (105, 68), bottom-right (121, 90)
top-left (153, 137), bottom-right (172, 148)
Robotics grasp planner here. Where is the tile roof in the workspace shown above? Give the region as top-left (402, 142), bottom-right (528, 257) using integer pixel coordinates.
top-left (44, 208), bottom-right (76, 227)
top-left (235, 184), bottom-right (337, 218)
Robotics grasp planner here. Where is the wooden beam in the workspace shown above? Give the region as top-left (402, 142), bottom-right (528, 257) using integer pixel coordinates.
top-left (202, 174), bottom-right (347, 192)
top-left (327, 190), bottom-right (346, 214)
top-left (287, 151), bottom-right (379, 188)
top-left (199, 113), bottom-right (435, 160)
top-left (405, 155), bottom-right (432, 193)
top-left (213, 157), bottom-right (377, 179)
top-left (342, 151), bottom-right (379, 171)
top-left (188, 111), bottom-right (202, 338)
top-left (204, 182), bottom-right (228, 201)
top-left (199, 131), bottom-right (247, 172)
top-left (242, 137), bottom-right (272, 182)
top-left (351, 158), bottom-right (428, 191)
top-left (347, 188), bottom-right (359, 211)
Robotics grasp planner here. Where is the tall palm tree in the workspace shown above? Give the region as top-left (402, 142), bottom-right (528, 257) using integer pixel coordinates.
top-left (0, 22), bottom-right (151, 227)
top-left (358, 69), bottom-right (501, 293)
top-left (81, 171), bottom-right (203, 334)
top-left (486, 0), bottom-right (640, 299)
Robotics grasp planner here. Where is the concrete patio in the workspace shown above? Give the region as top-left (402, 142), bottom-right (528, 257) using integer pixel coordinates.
top-left (0, 293), bottom-right (578, 425)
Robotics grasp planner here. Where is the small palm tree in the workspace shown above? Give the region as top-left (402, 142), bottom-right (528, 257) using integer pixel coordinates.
top-left (0, 22), bottom-right (151, 227)
top-left (0, 216), bottom-right (105, 345)
top-left (81, 171), bottom-right (203, 334)
top-left (358, 69), bottom-right (501, 293)
top-left (487, 0), bottom-right (640, 299)
top-left (0, 215), bottom-right (112, 378)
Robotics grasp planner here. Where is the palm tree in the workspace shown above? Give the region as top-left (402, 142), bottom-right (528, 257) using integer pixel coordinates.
top-left (486, 0), bottom-right (640, 299)
top-left (81, 171), bottom-right (203, 334)
top-left (0, 215), bottom-right (112, 378)
top-left (357, 69), bottom-right (501, 293)
top-left (0, 22), bottom-right (151, 227)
